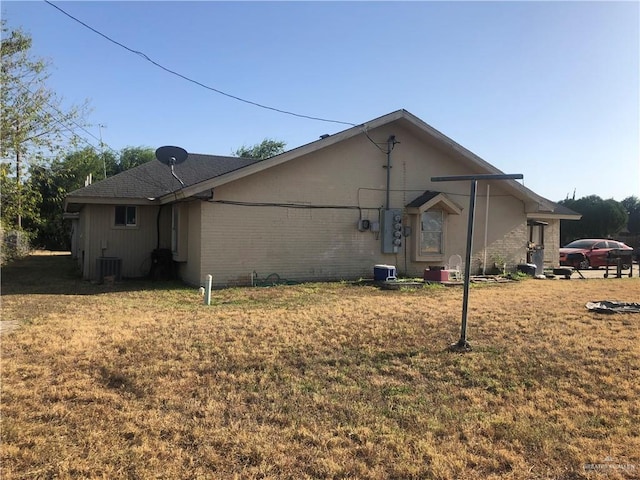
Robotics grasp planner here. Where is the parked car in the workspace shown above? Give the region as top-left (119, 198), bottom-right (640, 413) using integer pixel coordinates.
top-left (559, 239), bottom-right (634, 269)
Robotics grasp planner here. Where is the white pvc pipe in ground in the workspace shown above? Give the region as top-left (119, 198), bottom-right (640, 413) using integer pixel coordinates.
top-left (204, 274), bottom-right (212, 306)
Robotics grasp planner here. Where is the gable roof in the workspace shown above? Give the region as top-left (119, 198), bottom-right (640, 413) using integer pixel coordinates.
top-left (527, 201), bottom-right (582, 220)
top-left (164, 110), bottom-right (559, 214)
top-left (406, 191), bottom-right (463, 215)
top-left (406, 191), bottom-right (441, 208)
top-left (64, 109), bottom-right (580, 220)
top-left (65, 154), bottom-right (260, 212)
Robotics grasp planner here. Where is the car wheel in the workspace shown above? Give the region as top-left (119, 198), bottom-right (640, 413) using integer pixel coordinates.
top-left (578, 258), bottom-right (590, 270)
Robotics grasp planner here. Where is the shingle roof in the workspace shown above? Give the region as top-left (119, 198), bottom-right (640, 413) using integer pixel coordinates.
top-left (66, 153), bottom-right (261, 201)
top-left (65, 110), bottom-right (581, 222)
top-left (406, 190), bottom-right (441, 208)
top-left (549, 202), bottom-right (582, 217)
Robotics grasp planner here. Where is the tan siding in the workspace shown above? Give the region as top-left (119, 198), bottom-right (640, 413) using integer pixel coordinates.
top-left (78, 206), bottom-right (90, 278)
top-left (82, 204), bottom-right (164, 280)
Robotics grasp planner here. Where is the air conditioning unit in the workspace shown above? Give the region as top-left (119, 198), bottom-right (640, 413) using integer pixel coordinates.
top-left (96, 256), bottom-right (122, 283)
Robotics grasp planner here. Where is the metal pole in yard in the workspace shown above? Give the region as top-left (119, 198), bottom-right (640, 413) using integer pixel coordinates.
top-left (431, 173), bottom-right (523, 352)
top-left (458, 179), bottom-right (477, 350)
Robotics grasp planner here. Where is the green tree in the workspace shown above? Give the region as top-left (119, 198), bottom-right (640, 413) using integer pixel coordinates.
top-left (115, 146), bottom-right (155, 173)
top-left (621, 196), bottom-right (640, 234)
top-left (1, 22), bottom-right (89, 230)
top-left (26, 148), bottom-right (101, 249)
top-left (0, 163), bottom-right (39, 234)
top-left (559, 195), bottom-right (628, 245)
top-left (56, 146), bottom-right (117, 186)
top-left (27, 163), bottom-right (69, 249)
top-left (234, 138), bottom-right (286, 160)
top-left (26, 146), bottom-right (155, 250)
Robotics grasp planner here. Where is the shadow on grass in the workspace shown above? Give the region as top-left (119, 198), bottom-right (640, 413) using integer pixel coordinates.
top-left (1, 253), bottom-right (185, 296)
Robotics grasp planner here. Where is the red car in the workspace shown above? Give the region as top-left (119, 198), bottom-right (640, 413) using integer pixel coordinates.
top-left (559, 239), bottom-right (634, 269)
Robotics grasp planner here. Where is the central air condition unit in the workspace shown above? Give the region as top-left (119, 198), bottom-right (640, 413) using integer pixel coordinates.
top-left (96, 256), bottom-right (122, 283)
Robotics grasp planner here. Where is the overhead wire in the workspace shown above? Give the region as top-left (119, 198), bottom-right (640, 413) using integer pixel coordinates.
top-left (43, 1), bottom-right (402, 156)
top-left (209, 199), bottom-right (368, 210)
top-left (362, 128), bottom-right (391, 154)
top-left (26, 92), bottom-right (180, 192)
top-left (13, 82), bottom-right (120, 156)
top-left (44, 0), bottom-right (357, 128)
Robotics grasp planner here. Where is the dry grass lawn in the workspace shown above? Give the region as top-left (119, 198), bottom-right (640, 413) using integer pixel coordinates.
top-left (1, 253), bottom-right (639, 479)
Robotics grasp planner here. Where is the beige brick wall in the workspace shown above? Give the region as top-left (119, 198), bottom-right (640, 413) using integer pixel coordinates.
top-left (475, 221), bottom-right (528, 274)
top-left (186, 124), bottom-right (534, 287)
top-left (544, 219), bottom-right (561, 267)
top-left (199, 204), bottom-right (378, 286)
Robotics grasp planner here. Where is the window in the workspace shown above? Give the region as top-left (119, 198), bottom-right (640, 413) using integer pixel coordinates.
top-left (115, 206), bottom-right (137, 227)
top-left (420, 210), bottom-right (444, 255)
top-left (406, 191), bottom-right (462, 262)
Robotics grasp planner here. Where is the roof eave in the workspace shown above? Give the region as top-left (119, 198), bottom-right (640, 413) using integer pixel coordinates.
top-left (526, 212), bottom-right (583, 221)
top-left (64, 196), bottom-right (160, 212)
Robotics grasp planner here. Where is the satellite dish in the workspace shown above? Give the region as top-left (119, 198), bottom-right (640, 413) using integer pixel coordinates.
top-left (155, 146), bottom-right (188, 187)
top-left (155, 145), bottom-right (188, 166)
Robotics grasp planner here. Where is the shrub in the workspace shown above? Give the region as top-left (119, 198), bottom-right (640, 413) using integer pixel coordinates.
top-left (1, 228), bottom-right (31, 265)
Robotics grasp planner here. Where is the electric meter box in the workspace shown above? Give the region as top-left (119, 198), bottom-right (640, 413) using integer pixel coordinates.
top-left (381, 208), bottom-right (403, 253)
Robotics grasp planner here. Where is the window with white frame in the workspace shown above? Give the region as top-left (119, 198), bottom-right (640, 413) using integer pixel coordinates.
top-left (420, 210), bottom-right (444, 255)
top-left (114, 206), bottom-right (137, 227)
top-left (406, 191), bottom-right (462, 262)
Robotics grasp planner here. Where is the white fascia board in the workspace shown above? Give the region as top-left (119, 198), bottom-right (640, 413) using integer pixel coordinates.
top-left (526, 212), bottom-right (582, 221)
top-left (406, 193), bottom-right (463, 215)
top-left (64, 196), bottom-right (159, 211)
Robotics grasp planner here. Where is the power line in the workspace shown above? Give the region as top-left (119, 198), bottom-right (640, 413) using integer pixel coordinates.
top-left (44, 0), bottom-right (357, 128)
top-left (18, 83), bottom-right (119, 155)
top-left (34, 92), bottom-right (118, 155)
top-left (44, 1), bottom-right (395, 157)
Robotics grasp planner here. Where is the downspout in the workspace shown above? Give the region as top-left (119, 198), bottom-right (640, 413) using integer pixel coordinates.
top-left (156, 204), bottom-right (165, 250)
top-left (482, 184), bottom-right (490, 274)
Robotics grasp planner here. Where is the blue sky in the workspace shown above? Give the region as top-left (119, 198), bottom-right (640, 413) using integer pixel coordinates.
top-left (3, 1), bottom-right (639, 202)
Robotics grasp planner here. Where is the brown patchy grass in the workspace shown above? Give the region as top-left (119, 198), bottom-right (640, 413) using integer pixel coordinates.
top-left (1, 254), bottom-right (639, 479)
